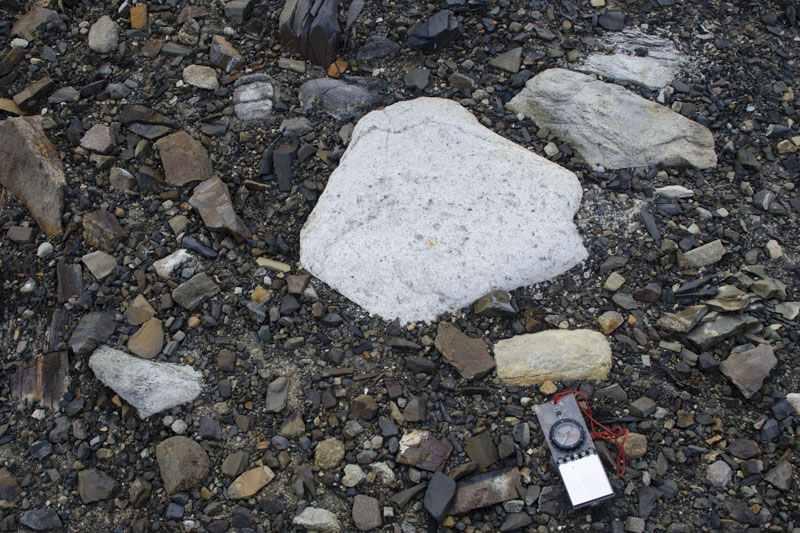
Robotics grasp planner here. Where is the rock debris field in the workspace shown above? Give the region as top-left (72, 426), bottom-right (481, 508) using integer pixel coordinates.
top-left (0, 0), bottom-right (799, 532)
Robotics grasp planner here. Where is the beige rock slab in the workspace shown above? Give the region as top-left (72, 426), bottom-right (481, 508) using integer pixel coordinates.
top-left (127, 318), bottom-right (164, 359)
top-left (493, 329), bottom-right (612, 386)
top-left (227, 466), bottom-right (275, 499)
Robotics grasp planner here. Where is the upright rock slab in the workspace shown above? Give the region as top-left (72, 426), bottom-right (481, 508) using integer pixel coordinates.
top-left (493, 329), bottom-right (612, 385)
top-left (89, 345), bottom-right (202, 418)
top-left (279, 0), bottom-right (341, 67)
top-left (507, 69), bottom-right (716, 170)
top-left (300, 98), bottom-right (587, 323)
top-left (0, 117), bottom-right (66, 235)
top-left (189, 178), bottom-right (251, 239)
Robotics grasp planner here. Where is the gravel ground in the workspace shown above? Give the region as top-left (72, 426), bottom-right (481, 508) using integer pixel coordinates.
top-left (0, 0), bottom-right (799, 532)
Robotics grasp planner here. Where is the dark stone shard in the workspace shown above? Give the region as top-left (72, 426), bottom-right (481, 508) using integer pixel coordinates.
top-left (473, 290), bottom-right (516, 317)
top-left (405, 356), bottom-right (436, 374)
top-left (727, 439), bottom-right (760, 459)
top-left (128, 123), bottom-right (171, 140)
top-left (465, 431), bottom-right (499, 469)
top-left (638, 486), bottom-right (662, 519)
top-left (356, 35), bottom-right (399, 62)
top-left (389, 482), bottom-right (427, 508)
top-left (118, 104), bottom-right (178, 128)
top-left (500, 512), bottom-right (532, 532)
top-left (69, 312), bottom-right (116, 355)
top-left (598, 11), bottom-right (625, 31)
top-left (78, 468), bottom-right (119, 503)
top-left (11, 7), bottom-right (61, 40)
top-left (639, 209), bottom-right (660, 241)
top-left (274, 144), bottom-right (296, 192)
top-left (725, 499), bottom-right (762, 525)
top-left (424, 471), bottom-right (456, 522)
top-left (181, 236), bottom-right (218, 258)
top-left (406, 10), bottom-right (463, 54)
top-left (280, 294), bottom-right (300, 315)
top-left (0, 48), bottom-right (24, 78)
top-left (0, 468), bottom-right (21, 502)
top-left (57, 260), bottom-right (83, 303)
top-left (82, 209), bottom-right (127, 251)
top-left (449, 467), bottom-right (522, 514)
top-left (9, 351), bottom-right (69, 409)
top-left (280, 0), bottom-right (341, 67)
top-left (19, 509), bottom-right (62, 531)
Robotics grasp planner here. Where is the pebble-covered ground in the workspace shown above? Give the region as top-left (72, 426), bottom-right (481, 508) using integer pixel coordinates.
top-left (0, 0), bottom-right (799, 532)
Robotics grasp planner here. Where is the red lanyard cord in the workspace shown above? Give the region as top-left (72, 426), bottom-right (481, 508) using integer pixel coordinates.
top-left (553, 390), bottom-right (628, 476)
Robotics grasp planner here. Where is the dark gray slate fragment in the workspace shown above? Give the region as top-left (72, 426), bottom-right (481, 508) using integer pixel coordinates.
top-left (356, 35), bottom-right (399, 62)
top-left (424, 471), bottom-right (456, 522)
top-left (172, 273), bottom-right (219, 310)
top-left (298, 76), bottom-right (389, 120)
top-left (69, 311), bottom-right (116, 354)
top-left (20, 509), bottom-right (62, 531)
top-left (274, 144), bottom-right (296, 193)
top-left (406, 10), bottom-right (463, 54)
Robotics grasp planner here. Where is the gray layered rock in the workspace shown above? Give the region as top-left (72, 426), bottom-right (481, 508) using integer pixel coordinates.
top-left (89, 345), bottom-right (203, 418)
top-left (507, 69), bottom-right (717, 170)
top-left (300, 97), bottom-right (586, 323)
top-left (0, 117), bottom-right (66, 235)
top-left (172, 273), bottom-right (220, 309)
top-left (298, 76), bottom-right (388, 121)
top-left (494, 329), bottom-right (612, 386)
top-left (233, 75), bottom-right (274, 120)
top-left (279, 0), bottom-right (341, 67)
top-left (577, 28), bottom-right (685, 89)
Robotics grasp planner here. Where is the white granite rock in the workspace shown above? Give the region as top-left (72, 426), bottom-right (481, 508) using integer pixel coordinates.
top-left (300, 97), bottom-right (587, 323)
top-left (493, 329), bottom-right (612, 386)
top-left (577, 28), bottom-right (685, 89)
top-left (292, 507), bottom-right (341, 532)
top-left (507, 69), bottom-right (717, 170)
top-left (89, 345), bottom-right (202, 418)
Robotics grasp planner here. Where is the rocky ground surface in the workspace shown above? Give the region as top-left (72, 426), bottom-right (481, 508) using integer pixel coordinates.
top-left (1, 0), bottom-right (800, 532)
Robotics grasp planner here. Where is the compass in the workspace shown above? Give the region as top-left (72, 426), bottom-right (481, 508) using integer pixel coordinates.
top-left (549, 418), bottom-right (585, 451)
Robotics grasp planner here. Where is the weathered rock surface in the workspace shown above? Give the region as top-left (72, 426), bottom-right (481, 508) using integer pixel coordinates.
top-left (720, 344), bottom-right (777, 399)
top-left (494, 329), bottom-right (612, 385)
top-left (233, 74), bottom-right (274, 120)
top-left (507, 69), bottom-right (717, 170)
top-left (189, 178), bottom-right (251, 239)
top-left (300, 97), bottom-right (586, 323)
top-left (156, 436), bottom-right (210, 494)
top-left (279, 0), bottom-right (341, 67)
top-left (227, 466), bottom-right (275, 499)
top-left (154, 131), bottom-right (213, 186)
top-left (88, 15), bottom-right (119, 54)
top-left (89, 345), bottom-right (203, 418)
top-left (298, 76), bottom-right (388, 121)
top-left (11, 7), bottom-right (61, 40)
top-left (449, 467), bottom-right (522, 515)
top-left (126, 318), bottom-right (164, 359)
top-left (0, 117), bottom-right (66, 235)
top-left (293, 507), bottom-right (341, 532)
top-left (82, 209), bottom-right (126, 251)
top-left (78, 469), bottom-right (118, 503)
top-left (434, 323), bottom-right (495, 380)
top-left (172, 273), bottom-right (219, 309)
top-left (69, 312), bottom-right (116, 355)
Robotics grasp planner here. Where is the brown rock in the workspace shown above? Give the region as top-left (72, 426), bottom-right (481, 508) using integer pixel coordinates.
top-left (209, 35), bottom-right (242, 72)
top-left (130, 4), bottom-right (147, 31)
top-left (0, 98), bottom-right (24, 116)
top-left (434, 323), bottom-right (495, 380)
top-left (396, 429), bottom-right (453, 472)
top-left (141, 39), bottom-right (164, 58)
top-left (80, 124), bottom-right (116, 154)
top-left (188, 177), bottom-right (251, 239)
top-left (449, 467), bottom-right (522, 515)
top-left (57, 260), bottom-right (83, 303)
top-left (0, 48), bottom-right (25, 78)
top-left (0, 117), bottom-right (65, 235)
top-left (598, 310), bottom-right (623, 334)
top-left (7, 226), bottom-right (34, 243)
top-left (464, 431), bottom-right (498, 469)
top-left (351, 394), bottom-right (378, 421)
top-left (156, 436), bottom-right (210, 494)
top-left (12, 77), bottom-right (55, 112)
top-left (82, 209), bottom-right (127, 251)
top-left (127, 318), bottom-right (164, 359)
top-left (124, 295), bottom-right (156, 326)
top-left (155, 131), bottom-right (213, 186)
top-left (720, 344), bottom-right (777, 399)
top-left (8, 351), bottom-right (69, 409)
top-left (11, 6), bottom-right (61, 40)
top-left (286, 274), bottom-right (311, 294)
top-left (623, 432), bottom-right (648, 460)
top-left (227, 466), bottom-right (275, 499)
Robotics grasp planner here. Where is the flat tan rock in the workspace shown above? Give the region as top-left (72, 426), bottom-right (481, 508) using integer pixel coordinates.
top-left (154, 131), bottom-right (213, 186)
top-left (127, 318), bottom-right (164, 359)
top-left (124, 295), bottom-right (156, 326)
top-left (227, 466), bottom-right (275, 499)
top-left (433, 323), bottom-right (495, 380)
top-left (494, 329), bottom-right (612, 385)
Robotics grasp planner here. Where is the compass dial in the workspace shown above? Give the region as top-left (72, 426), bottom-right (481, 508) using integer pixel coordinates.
top-left (549, 418), bottom-right (585, 451)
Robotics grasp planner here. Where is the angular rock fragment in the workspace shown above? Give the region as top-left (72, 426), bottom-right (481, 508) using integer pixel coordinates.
top-left (406, 10), bottom-right (463, 54)
top-left (210, 35), bottom-right (242, 72)
top-left (13, 77), bottom-right (55, 111)
top-left (57, 261), bottom-right (83, 302)
top-left (78, 469), bottom-right (118, 503)
top-left (396, 429), bottom-right (453, 471)
top-left (352, 494), bottom-right (382, 531)
top-left (356, 35), bottom-right (399, 62)
top-left (489, 47), bottom-right (522, 73)
top-left (172, 273), bottom-right (219, 309)
top-left (9, 351), bottom-right (69, 409)
top-left (233, 75), bottom-right (274, 120)
top-left (434, 323), bottom-right (495, 380)
top-left (465, 431), bottom-right (498, 469)
top-left (228, 466), bottom-right (275, 499)
top-left (182, 65), bottom-right (219, 90)
top-left (706, 285), bottom-right (751, 312)
top-left (82, 209), bottom-right (127, 251)
top-left (449, 467), bottom-right (522, 515)
top-left (20, 509), bottom-right (62, 531)
top-left (124, 295), bottom-right (156, 325)
top-left (0, 117), bottom-right (66, 235)
top-left (154, 131), bottom-right (213, 186)
top-left (473, 290), bottom-right (516, 317)
top-left (154, 249), bottom-right (192, 279)
top-left (189, 178), bottom-right (251, 239)
top-left (300, 98), bottom-right (586, 323)
top-left (424, 471), bottom-right (456, 522)
top-left (507, 69), bottom-right (717, 170)
top-left (657, 305), bottom-right (707, 333)
top-left (119, 104), bottom-right (178, 128)
top-left (494, 329), bottom-right (612, 385)
top-left (11, 7), bottom-right (61, 40)
top-left (0, 468), bottom-right (21, 502)
top-left (683, 239), bottom-right (726, 268)
top-left (127, 318), bottom-right (164, 359)
top-left (298, 76), bottom-right (388, 121)
top-left (90, 346), bottom-right (202, 418)
top-left (686, 315), bottom-right (758, 350)
top-left (156, 436), bottom-right (210, 494)
top-left (80, 124), bottom-right (116, 154)
top-left (293, 507), bottom-right (340, 532)
top-left (88, 15), bottom-right (119, 54)
top-left (720, 344), bottom-right (777, 399)
top-left (69, 312), bottom-right (117, 354)
top-left (81, 250), bottom-right (116, 280)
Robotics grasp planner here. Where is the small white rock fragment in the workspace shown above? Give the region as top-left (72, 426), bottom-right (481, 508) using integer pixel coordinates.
top-left (655, 185), bottom-right (694, 198)
top-left (766, 239), bottom-right (783, 259)
top-left (154, 249), bottom-right (192, 279)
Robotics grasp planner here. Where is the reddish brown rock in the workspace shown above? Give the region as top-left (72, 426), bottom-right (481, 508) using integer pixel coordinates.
top-left (9, 351), bottom-right (70, 409)
top-left (124, 295), bottom-right (156, 326)
top-left (189, 177), bottom-right (251, 239)
top-left (154, 131), bottom-right (213, 186)
top-left (396, 429), bottom-right (453, 472)
top-left (130, 4), bottom-right (147, 31)
top-left (434, 323), bottom-right (495, 380)
top-left (82, 209), bottom-right (127, 251)
top-left (0, 117), bottom-right (66, 235)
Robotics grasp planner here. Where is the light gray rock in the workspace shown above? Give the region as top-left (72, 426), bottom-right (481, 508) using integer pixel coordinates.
top-left (577, 28), bottom-right (685, 89)
top-left (182, 65), bottom-right (219, 90)
top-left (81, 250), bottom-right (116, 280)
top-left (707, 460), bottom-right (732, 488)
top-left (153, 249), bottom-right (192, 279)
top-left (720, 344), bottom-right (777, 399)
top-left (88, 15), bottom-right (119, 54)
top-left (293, 507), bottom-right (341, 532)
top-left (683, 239), bottom-right (726, 268)
top-left (298, 76), bottom-right (388, 121)
top-left (89, 345), bottom-right (203, 418)
top-left (233, 78), bottom-right (273, 120)
top-left (686, 315), bottom-right (758, 350)
top-left (300, 97), bottom-right (586, 323)
top-left (507, 69), bottom-right (717, 170)
top-left (787, 393), bottom-right (800, 415)
top-left (494, 329), bottom-right (612, 386)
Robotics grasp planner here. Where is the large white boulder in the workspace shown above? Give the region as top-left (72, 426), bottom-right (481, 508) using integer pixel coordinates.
top-left (507, 69), bottom-right (717, 170)
top-left (89, 345), bottom-right (202, 418)
top-left (300, 97), bottom-right (587, 323)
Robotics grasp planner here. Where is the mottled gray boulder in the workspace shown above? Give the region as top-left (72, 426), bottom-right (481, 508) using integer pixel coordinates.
top-left (298, 76), bottom-right (388, 121)
top-left (89, 345), bottom-right (203, 418)
top-left (507, 69), bottom-right (716, 170)
top-left (300, 97), bottom-right (586, 323)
